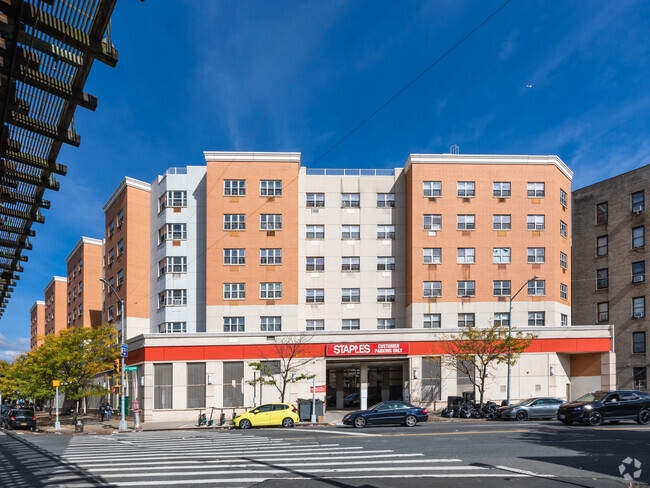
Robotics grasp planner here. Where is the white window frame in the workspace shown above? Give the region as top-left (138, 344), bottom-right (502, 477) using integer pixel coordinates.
top-left (493, 181), bottom-right (511, 198)
top-left (223, 214), bottom-right (245, 231)
top-left (457, 181), bottom-right (475, 197)
top-left (457, 281), bottom-right (475, 297)
top-left (493, 247), bottom-right (511, 264)
top-left (160, 322), bottom-right (187, 333)
top-left (424, 314), bottom-right (441, 328)
top-left (342, 225), bottom-right (360, 239)
top-left (457, 214), bottom-right (475, 230)
top-left (377, 256), bottom-right (395, 270)
top-left (560, 220), bottom-right (568, 238)
top-left (423, 181), bottom-right (441, 197)
top-left (458, 313), bottom-right (475, 327)
top-left (224, 317), bottom-right (245, 332)
top-left (223, 283), bottom-right (245, 300)
top-left (528, 312), bottom-right (545, 326)
top-left (260, 248), bottom-right (282, 265)
top-left (560, 252), bottom-right (568, 269)
top-left (306, 319), bottom-right (324, 331)
top-left (561, 314), bottom-right (568, 326)
top-left (560, 283), bottom-right (568, 300)
top-left (423, 214), bottom-right (442, 231)
top-left (528, 280), bottom-right (546, 296)
top-left (527, 215), bottom-right (545, 231)
top-left (493, 214), bottom-right (511, 230)
top-left (306, 193), bottom-right (324, 207)
top-left (424, 248), bottom-right (442, 264)
top-left (159, 289), bottom-right (187, 307)
top-left (306, 257), bottom-right (325, 272)
top-left (494, 313), bottom-right (509, 326)
top-left (260, 180), bottom-right (282, 196)
top-left (457, 248), bottom-right (475, 264)
top-left (527, 182), bottom-right (545, 198)
top-left (423, 281), bottom-right (442, 297)
top-left (342, 319), bottom-right (360, 330)
top-left (260, 282), bottom-right (282, 300)
top-left (377, 288), bottom-right (395, 303)
top-left (260, 214), bottom-right (282, 230)
top-left (260, 316), bottom-right (281, 332)
top-left (306, 288), bottom-right (324, 303)
top-left (377, 225), bottom-right (395, 239)
top-left (527, 247), bottom-right (545, 263)
top-left (341, 193), bottom-right (360, 208)
top-left (493, 280), bottom-right (511, 296)
top-left (377, 318), bottom-right (395, 329)
top-left (342, 256), bottom-right (360, 271)
top-left (224, 249), bottom-right (245, 265)
top-left (224, 180), bottom-right (246, 196)
top-left (342, 288), bottom-right (360, 303)
top-left (377, 193), bottom-right (395, 207)
top-left (560, 189), bottom-right (568, 207)
top-left (306, 225), bottom-right (324, 239)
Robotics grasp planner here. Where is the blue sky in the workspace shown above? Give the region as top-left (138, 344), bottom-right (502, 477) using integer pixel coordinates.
top-left (2, 0), bottom-right (649, 359)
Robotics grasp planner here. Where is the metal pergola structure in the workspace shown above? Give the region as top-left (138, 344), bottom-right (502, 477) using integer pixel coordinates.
top-left (0, 0), bottom-right (118, 318)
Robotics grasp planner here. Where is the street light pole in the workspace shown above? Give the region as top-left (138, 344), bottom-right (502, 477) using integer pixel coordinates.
top-left (507, 275), bottom-right (539, 406)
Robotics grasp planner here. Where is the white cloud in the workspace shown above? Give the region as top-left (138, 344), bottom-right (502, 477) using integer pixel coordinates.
top-left (499, 31), bottom-right (518, 61)
top-left (0, 333), bottom-right (29, 362)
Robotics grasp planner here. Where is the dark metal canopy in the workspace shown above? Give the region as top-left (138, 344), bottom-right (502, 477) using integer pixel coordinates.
top-left (0, 0), bottom-right (118, 318)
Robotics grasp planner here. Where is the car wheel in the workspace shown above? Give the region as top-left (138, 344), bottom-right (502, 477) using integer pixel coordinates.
top-left (354, 416), bottom-right (366, 428)
top-left (637, 409), bottom-right (650, 425)
top-left (404, 415), bottom-right (417, 427)
top-left (516, 410), bottom-right (528, 421)
top-left (239, 419), bottom-right (252, 430)
top-left (587, 411), bottom-right (603, 426)
top-left (560, 420), bottom-right (573, 425)
top-left (282, 417), bottom-right (294, 428)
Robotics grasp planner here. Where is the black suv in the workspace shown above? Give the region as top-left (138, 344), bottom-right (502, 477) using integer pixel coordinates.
top-left (557, 390), bottom-right (650, 426)
top-left (2, 409), bottom-right (36, 430)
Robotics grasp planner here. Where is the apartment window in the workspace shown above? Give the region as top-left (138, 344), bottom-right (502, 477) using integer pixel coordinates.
top-left (423, 281), bottom-right (442, 297)
top-left (633, 297), bottom-right (645, 318)
top-left (561, 314), bottom-right (568, 326)
top-left (424, 314), bottom-right (441, 328)
top-left (342, 288), bottom-right (360, 303)
top-left (457, 248), bottom-right (475, 264)
top-left (423, 181), bottom-right (442, 197)
top-left (306, 225), bottom-right (324, 239)
top-left (260, 248), bottom-right (282, 265)
top-left (377, 193), bottom-right (395, 207)
top-left (424, 248), bottom-right (442, 264)
top-left (493, 215), bottom-right (511, 231)
top-left (458, 313), bottom-right (475, 327)
top-left (560, 220), bottom-right (568, 238)
top-left (634, 367), bottom-right (647, 390)
top-left (493, 280), bottom-right (511, 296)
top-left (457, 281), bottom-right (475, 297)
top-left (633, 331), bottom-right (646, 354)
top-left (261, 316), bottom-right (281, 332)
top-left (159, 289), bottom-right (187, 307)
top-left (527, 182), bottom-right (545, 198)
top-left (377, 256), bottom-right (395, 270)
top-left (596, 202), bottom-right (608, 224)
top-left (342, 256), bottom-right (360, 271)
top-left (560, 252), bottom-right (568, 269)
top-left (66, 313), bottom-right (71, 324)
top-left (493, 247), bottom-right (511, 264)
top-left (117, 239), bottom-right (123, 256)
top-left (560, 189), bottom-right (568, 207)
top-left (260, 282), bottom-right (282, 299)
top-left (73, 287), bottom-right (77, 299)
top-left (597, 235), bottom-right (608, 256)
top-left (493, 182), bottom-right (511, 198)
top-left (224, 249), bottom-right (245, 265)
top-left (306, 193), bottom-right (324, 207)
top-left (341, 193), bottom-right (360, 208)
top-left (78, 281), bottom-right (82, 294)
top-left (224, 283), bottom-right (245, 300)
top-left (108, 248), bottom-right (114, 265)
top-left (116, 302), bottom-right (122, 316)
top-left (633, 261), bottom-right (645, 283)
top-left (260, 180), bottom-right (282, 196)
top-left (306, 257), bottom-right (325, 272)
top-left (632, 191), bottom-right (645, 212)
top-left (223, 214), bottom-right (245, 231)
top-left (224, 179), bottom-right (246, 196)
top-left (377, 288), bottom-right (395, 302)
top-left (377, 318), bottom-right (395, 329)
top-left (342, 319), bottom-right (360, 330)
top-left (457, 181), bottom-right (475, 197)
top-left (306, 320), bottom-right (324, 331)
top-left (108, 221), bottom-right (114, 237)
top-left (108, 307), bottom-right (114, 321)
top-left (68, 292), bottom-right (71, 303)
top-left (457, 215), bottom-right (475, 230)
top-left (494, 313), bottom-right (509, 326)
top-left (528, 280), bottom-right (545, 296)
top-left (168, 191), bottom-right (187, 208)
top-left (73, 309), bottom-right (77, 320)
top-left (597, 268), bottom-right (609, 289)
top-left (342, 225), bottom-right (360, 239)
top-left (528, 312), bottom-right (545, 326)
top-left (424, 214), bottom-right (442, 231)
top-left (633, 226), bottom-right (645, 248)
top-left (117, 209), bottom-right (124, 227)
top-left (224, 317), bottom-right (245, 332)
top-left (260, 214), bottom-right (282, 230)
top-left (527, 215), bottom-right (545, 230)
top-left (527, 247), bottom-right (545, 263)
top-left (117, 270), bottom-right (124, 287)
top-left (306, 289), bottom-right (324, 303)
top-left (560, 283), bottom-right (568, 300)
top-left (377, 225), bottom-right (395, 239)
top-left (598, 302), bottom-right (609, 322)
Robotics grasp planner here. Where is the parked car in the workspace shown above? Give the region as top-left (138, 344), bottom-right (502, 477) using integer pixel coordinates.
top-left (557, 390), bottom-right (650, 426)
top-left (499, 397), bottom-right (565, 421)
top-left (342, 400), bottom-right (428, 428)
top-left (343, 393), bottom-right (360, 407)
top-left (232, 403), bottom-right (300, 429)
top-left (2, 409), bottom-right (36, 430)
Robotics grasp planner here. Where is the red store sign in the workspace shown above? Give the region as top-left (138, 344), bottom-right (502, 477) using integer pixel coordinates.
top-left (326, 343), bottom-right (410, 356)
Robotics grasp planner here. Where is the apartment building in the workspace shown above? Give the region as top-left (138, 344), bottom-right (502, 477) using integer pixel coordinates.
top-left (43, 277), bottom-right (67, 337)
top-left (65, 237), bottom-right (104, 329)
top-left (572, 165), bottom-right (648, 391)
top-left (30, 300), bottom-right (45, 350)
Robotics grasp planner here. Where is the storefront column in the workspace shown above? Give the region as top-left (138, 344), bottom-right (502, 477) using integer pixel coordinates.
top-left (381, 369), bottom-right (390, 401)
top-left (403, 361), bottom-right (410, 402)
top-left (336, 370), bottom-right (344, 409)
top-left (360, 363), bottom-right (368, 410)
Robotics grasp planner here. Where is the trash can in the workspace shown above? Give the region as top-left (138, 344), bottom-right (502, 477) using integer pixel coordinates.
top-left (297, 399), bottom-right (324, 421)
top-left (447, 396), bottom-right (463, 407)
top-left (75, 420), bottom-right (84, 433)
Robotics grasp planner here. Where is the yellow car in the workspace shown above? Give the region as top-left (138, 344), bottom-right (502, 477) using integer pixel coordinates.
top-left (232, 403), bottom-right (300, 429)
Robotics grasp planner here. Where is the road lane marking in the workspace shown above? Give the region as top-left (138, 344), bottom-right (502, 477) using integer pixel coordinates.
top-left (296, 428), bottom-right (379, 436)
top-left (495, 465), bottom-right (555, 477)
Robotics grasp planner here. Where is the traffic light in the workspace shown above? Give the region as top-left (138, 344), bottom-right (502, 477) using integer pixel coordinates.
top-left (112, 385), bottom-right (121, 394)
top-left (113, 359), bottom-right (120, 374)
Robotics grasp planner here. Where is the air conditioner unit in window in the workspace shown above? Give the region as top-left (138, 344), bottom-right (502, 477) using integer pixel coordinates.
top-left (633, 204), bottom-right (644, 214)
top-left (633, 274), bottom-right (645, 283)
top-left (633, 312), bottom-right (645, 319)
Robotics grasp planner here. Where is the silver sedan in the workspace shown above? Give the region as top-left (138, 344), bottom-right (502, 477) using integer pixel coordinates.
top-left (499, 397), bottom-right (565, 421)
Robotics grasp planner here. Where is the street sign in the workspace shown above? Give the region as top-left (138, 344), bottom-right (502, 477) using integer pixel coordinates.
top-left (52, 380), bottom-right (60, 387)
top-left (124, 366), bottom-right (137, 371)
top-left (310, 385), bottom-right (326, 393)
top-left (121, 344), bottom-right (128, 357)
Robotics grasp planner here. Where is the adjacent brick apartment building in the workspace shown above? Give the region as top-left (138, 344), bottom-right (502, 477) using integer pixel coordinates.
top-left (65, 237), bottom-right (104, 329)
top-left (29, 300), bottom-right (45, 350)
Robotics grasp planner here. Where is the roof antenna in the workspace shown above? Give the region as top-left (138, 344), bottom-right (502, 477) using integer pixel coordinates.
top-left (450, 144), bottom-right (459, 154)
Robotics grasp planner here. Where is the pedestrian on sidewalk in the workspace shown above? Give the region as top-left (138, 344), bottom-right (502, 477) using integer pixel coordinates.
top-left (99, 403), bottom-right (105, 422)
top-left (105, 403), bottom-right (112, 421)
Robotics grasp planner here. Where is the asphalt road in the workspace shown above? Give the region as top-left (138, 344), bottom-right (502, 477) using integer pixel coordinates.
top-left (0, 420), bottom-right (647, 487)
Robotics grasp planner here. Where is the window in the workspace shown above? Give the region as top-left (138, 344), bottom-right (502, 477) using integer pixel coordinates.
top-left (424, 314), bottom-right (441, 328)
top-left (377, 256), bottom-right (395, 270)
top-left (560, 252), bottom-right (568, 269)
top-left (377, 193), bottom-right (395, 207)
top-left (342, 319), bottom-right (360, 330)
top-left (560, 189), bottom-right (567, 207)
top-left (160, 322), bottom-right (187, 333)
top-left (528, 312), bottom-right (545, 326)
top-left (224, 179), bottom-right (245, 196)
top-left (457, 215), bottom-right (475, 230)
top-left (224, 249), bottom-right (245, 265)
top-left (527, 215), bottom-right (545, 230)
top-left (377, 318), bottom-right (395, 329)
top-left (306, 257), bottom-right (325, 272)
top-left (260, 214), bottom-right (282, 230)
top-left (424, 214), bottom-right (442, 231)
top-left (597, 235), bottom-right (608, 256)
top-left (377, 288), bottom-right (395, 302)
top-left (342, 225), bottom-right (360, 239)
top-left (306, 193), bottom-right (324, 207)
top-left (423, 181), bottom-right (441, 197)
top-left (73, 309), bottom-right (77, 320)
top-left (223, 214), bottom-right (245, 231)
top-left (458, 313), bottom-right (475, 327)
top-left (377, 225), bottom-right (395, 239)
top-left (423, 281), bottom-right (442, 297)
top-left (596, 202), bottom-right (608, 224)
top-left (528, 280), bottom-right (545, 296)
top-left (493, 280), bottom-right (511, 296)
top-left (261, 316), bottom-right (281, 332)
top-left (560, 220), bottom-right (568, 238)
top-left (494, 313), bottom-right (509, 326)
top-left (597, 269), bottom-right (609, 289)
top-left (306, 225), bottom-right (324, 239)
top-left (560, 283), bottom-right (568, 300)
top-left (342, 256), bottom-right (360, 271)
top-left (424, 248), bottom-right (442, 264)
top-left (224, 317), bottom-right (245, 332)
top-left (116, 302), bottom-right (121, 316)
top-left (117, 209), bottom-right (124, 227)
top-left (117, 270), bottom-right (124, 287)
top-left (260, 180), bottom-right (282, 196)
top-left (260, 282), bottom-right (282, 299)
top-left (108, 249), bottom-right (114, 265)
top-left (493, 215), bottom-right (511, 230)
top-left (159, 289), bottom-right (187, 307)
top-left (224, 283), bottom-right (245, 300)
top-left (117, 239), bottom-right (123, 256)
top-left (168, 191), bottom-right (187, 208)
top-left (597, 302), bottom-right (609, 322)
top-left (457, 281), bottom-right (475, 297)
top-left (634, 367), bottom-right (647, 390)
top-left (633, 226), bottom-right (645, 248)
top-left (68, 292), bottom-right (71, 303)
top-left (561, 314), bottom-right (568, 326)
top-left (633, 261), bottom-right (645, 283)
top-left (341, 193), bottom-right (360, 207)
top-left (108, 221), bottom-right (114, 237)
top-left (73, 287), bottom-right (77, 299)
top-left (342, 288), bottom-right (360, 303)
top-left (306, 288), bottom-right (324, 303)
top-left (527, 182), bottom-right (545, 197)
top-left (260, 248), bottom-right (282, 265)
top-left (632, 191), bottom-right (645, 212)
top-left (457, 181), bottom-right (475, 197)
top-left (457, 248), bottom-right (475, 264)
top-left (527, 247), bottom-right (545, 263)
top-left (187, 363), bottom-right (206, 409)
top-left (306, 320), bottom-right (324, 331)
top-left (154, 363), bottom-right (173, 409)
top-left (633, 297), bottom-right (645, 318)
top-left (79, 304), bottom-right (83, 316)
top-left (633, 332), bottom-right (646, 354)
top-left (78, 281), bottom-right (82, 294)
top-left (493, 182), bottom-right (511, 198)
top-left (493, 247), bottom-right (511, 264)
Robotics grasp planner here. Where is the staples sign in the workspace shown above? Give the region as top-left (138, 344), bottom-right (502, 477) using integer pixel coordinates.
top-left (326, 343), bottom-right (409, 356)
